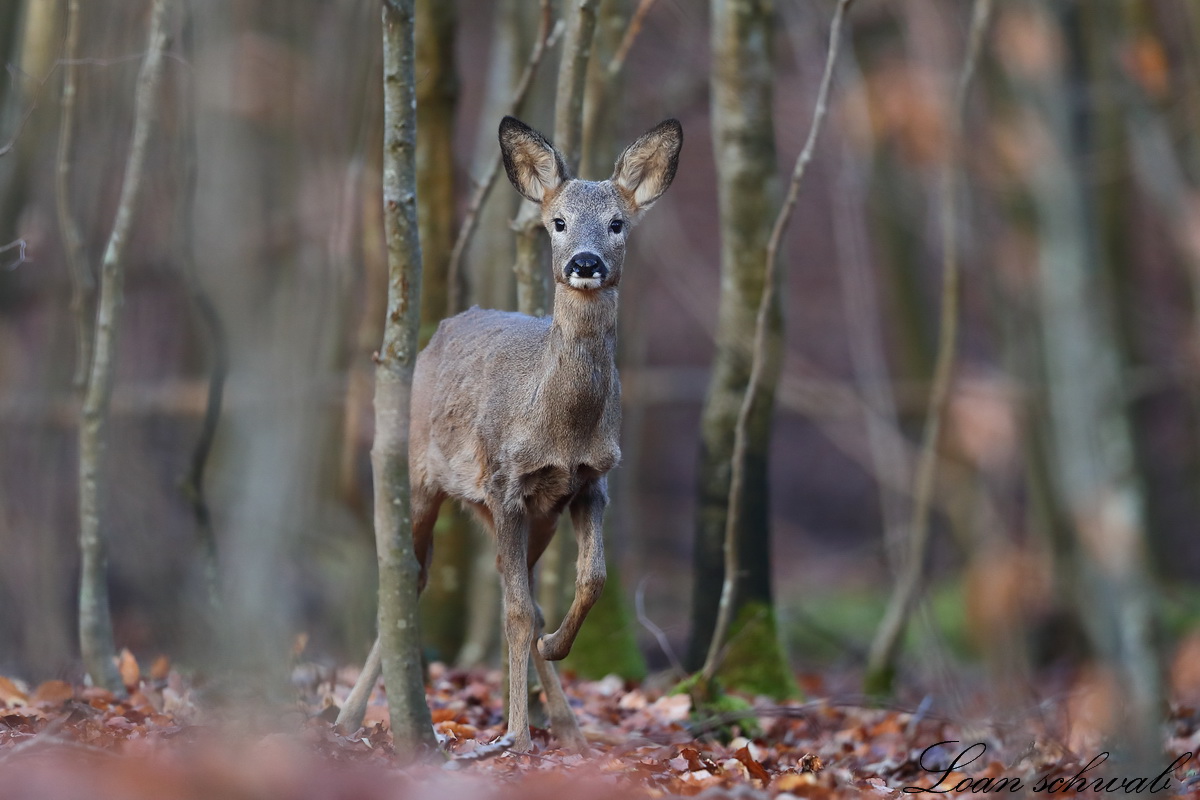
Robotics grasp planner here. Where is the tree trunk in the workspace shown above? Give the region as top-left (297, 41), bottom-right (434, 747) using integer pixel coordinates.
top-left (78, 0), bottom-right (169, 692)
top-left (412, 0), bottom-right (470, 666)
top-left (376, 0), bottom-right (437, 756)
top-left (687, 0), bottom-right (789, 698)
top-left (1005, 0), bottom-right (1162, 764)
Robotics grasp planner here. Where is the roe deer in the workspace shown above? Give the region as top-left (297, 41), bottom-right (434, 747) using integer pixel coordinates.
top-left (340, 116), bottom-right (682, 753)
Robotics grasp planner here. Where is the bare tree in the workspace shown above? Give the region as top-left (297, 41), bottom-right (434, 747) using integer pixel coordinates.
top-left (77, 0), bottom-right (170, 692)
top-left (687, 0), bottom-right (788, 693)
top-left (864, 0), bottom-right (992, 695)
top-left (1001, 0), bottom-right (1162, 762)
top-left (55, 0), bottom-right (92, 390)
top-left (371, 0), bottom-right (437, 756)
top-left (697, 0), bottom-right (852, 695)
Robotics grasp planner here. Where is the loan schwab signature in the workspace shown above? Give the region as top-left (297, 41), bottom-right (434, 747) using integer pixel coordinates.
top-left (903, 741), bottom-right (1194, 794)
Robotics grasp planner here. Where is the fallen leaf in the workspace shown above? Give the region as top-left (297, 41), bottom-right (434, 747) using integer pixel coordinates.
top-left (32, 679), bottom-right (73, 706)
top-left (0, 676), bottom-right (29, 707)
top-left (149, 655), bottom-right (171, 681)
top-left (119, 648), bottom-right (141, 689)
top-left (734, 745), bottom-right (771, 784)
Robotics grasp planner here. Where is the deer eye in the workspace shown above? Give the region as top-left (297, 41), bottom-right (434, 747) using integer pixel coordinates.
top-left (609, 219), bottom-right (624, 234)
top-left (553, 218), bottom-right (566, 232)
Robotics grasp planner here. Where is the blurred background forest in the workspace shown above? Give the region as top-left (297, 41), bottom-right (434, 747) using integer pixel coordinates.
top-left (1, 0), bottom-right (1199, 729)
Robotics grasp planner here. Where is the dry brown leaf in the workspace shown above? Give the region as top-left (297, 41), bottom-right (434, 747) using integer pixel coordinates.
top-left (733, 745), bottom-right (770, 784)
top-left (32, 679), bottom-right (74, 706)
top-left (0, 675), bottom-right (29, 707)
top-left (118, 648), bottom-right (141, 689)
top-left (149, 654), bottom-right (171, 681)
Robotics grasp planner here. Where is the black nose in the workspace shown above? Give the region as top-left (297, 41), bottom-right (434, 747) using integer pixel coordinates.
top-left (567, 252), bottom-right (607, 279)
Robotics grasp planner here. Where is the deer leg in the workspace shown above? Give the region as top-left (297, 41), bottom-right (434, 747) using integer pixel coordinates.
top-left (523, 515), bottom-right (585, 751)
top-left (495, 511), bottom-right (535, 753)
top-left (412, 487), bottom-right (446, 594)
top-left (538, 480), bottom-right (607, 662)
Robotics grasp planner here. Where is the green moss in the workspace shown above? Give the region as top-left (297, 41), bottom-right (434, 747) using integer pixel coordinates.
top-left (669, 673), bottom-right (761, 739)
top-left (561, 558), bottom-right (647, 681)
top-left (714, 601), bottom-right (800, 700)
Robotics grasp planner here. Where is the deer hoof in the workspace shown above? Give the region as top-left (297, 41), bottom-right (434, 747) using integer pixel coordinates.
top-left (537, 632), bottom-right (570, 661)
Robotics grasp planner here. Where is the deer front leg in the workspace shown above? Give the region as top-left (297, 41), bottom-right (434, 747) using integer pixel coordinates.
top-left (537, 480), bottom-right (607, 661)
top-left (496, 512), bottom-right (536, 753)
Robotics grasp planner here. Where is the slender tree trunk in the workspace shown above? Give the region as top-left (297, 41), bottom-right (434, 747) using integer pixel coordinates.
top-left (78, 0), bottom-right (169, 692)
top-left (0, 0), bottom-right (58, 243)
top-left (1004, 1), bottom-right (1162, 764)
top-left (687, 0), bottom-right (785, 690)
top-left (174, 0), bottom-right (227, 617)
top-left (415, 0), bottom-right (458, 328)
top-left (412, 0), bottom-right (470, 665)
top-left (864, 0), bottom-right (992, 696)
top-left (55, 0), bottom-right (93, 391)
top-left (376, 0), bottom-right (437, 756)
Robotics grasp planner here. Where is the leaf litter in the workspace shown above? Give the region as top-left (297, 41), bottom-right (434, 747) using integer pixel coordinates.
top-left (0, 657), bottom-right (1197, 799)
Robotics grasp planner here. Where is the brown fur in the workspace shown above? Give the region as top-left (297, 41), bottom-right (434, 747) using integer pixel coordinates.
top-left (409, 116), bottom-right (682, 752)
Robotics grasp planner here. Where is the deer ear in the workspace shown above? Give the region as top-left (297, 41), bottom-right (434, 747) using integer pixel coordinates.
top-left (499, 116), bottom-right (569, 204)
top-left (611, 119), bottom-right (683, 213)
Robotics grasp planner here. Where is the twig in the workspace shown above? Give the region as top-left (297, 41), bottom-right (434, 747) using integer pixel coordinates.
top-left (701, 0), bottom-right (855, 684)
top-left (444, 0), bottom-right (555, 316)
top-left (78, 0), bottom-right (171, 693)
top-left (56, 0), bottom-right (93, 390)
top-left (634, 576), bottom-right (685, 678)
top-left (686, 695), bottom-right (953, 737)
top-left (607, 0), bottom-right (657, 78)
top-left (864, 0), bottom-right (992, 695)
top-left (1, 238), bottom-right (27, 270)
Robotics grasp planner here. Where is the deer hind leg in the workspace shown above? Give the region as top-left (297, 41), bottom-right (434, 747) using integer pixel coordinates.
top-left (538, 479), bottom-right (607, 662)
top-left (494, 510), bottom-right (536, 752)
top-left (334, 485), bottom-right (444, 733)
top-left (412, 486), bottom-right (446, 595)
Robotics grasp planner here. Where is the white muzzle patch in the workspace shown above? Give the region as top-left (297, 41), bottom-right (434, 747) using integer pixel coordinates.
top-left (568, 275), bottom-right (603, 290)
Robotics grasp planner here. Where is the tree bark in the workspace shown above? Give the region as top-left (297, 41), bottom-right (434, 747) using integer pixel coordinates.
top-left (412, 0), bottom-right (470, 665)
top-left (687, 0), bottom-right (783, 684)
top-left (55, 0), bottom-right (93, 391)
top-left (1001, 0), bottom-right (1162, 763)
top-left (415, 0), bottom-right (458, 328)
top-left (78, 0), bottom-right (170, 692)
top-left (864, 0), bottom-right (992, 696)
top-left (376, 0), bottom-right (437, 756)
top-left (174, 0), bottom-right (227, 617)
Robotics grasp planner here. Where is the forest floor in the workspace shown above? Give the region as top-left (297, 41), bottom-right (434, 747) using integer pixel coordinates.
top-left (1, 654), bottom-right (1198, 799)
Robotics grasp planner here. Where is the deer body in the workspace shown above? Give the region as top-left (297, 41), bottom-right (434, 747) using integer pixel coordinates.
top-left (412, 292), bottom-right (621, 521)
top-left (344, 117), bottom-right (680, 754)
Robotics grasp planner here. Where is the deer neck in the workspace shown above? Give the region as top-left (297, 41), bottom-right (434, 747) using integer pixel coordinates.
top-left (547, 283), bottom-right (619, 352)
top-left (541, 284), bottom-right (619, 422)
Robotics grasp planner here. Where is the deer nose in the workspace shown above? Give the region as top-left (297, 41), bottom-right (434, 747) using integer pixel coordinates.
top-left (567, 252), bottom-right (606, 279)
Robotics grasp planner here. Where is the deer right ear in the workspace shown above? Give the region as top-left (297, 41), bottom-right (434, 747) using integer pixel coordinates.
top-left (499, 116), bottom-right (569, 204)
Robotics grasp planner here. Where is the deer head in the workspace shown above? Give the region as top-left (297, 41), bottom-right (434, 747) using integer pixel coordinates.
top-left (499, 115), bottom-right (682, 292)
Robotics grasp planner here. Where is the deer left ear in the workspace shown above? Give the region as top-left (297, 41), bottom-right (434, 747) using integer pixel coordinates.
top-left (611, 119), bottom-right (683, 213)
